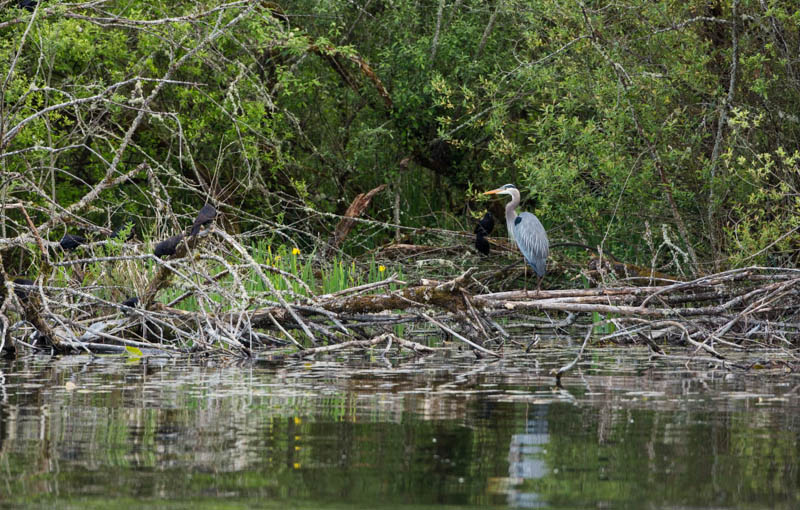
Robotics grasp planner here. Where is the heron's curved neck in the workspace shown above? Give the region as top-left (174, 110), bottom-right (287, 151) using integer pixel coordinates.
top-left (505, 189), bottom-right (520, 238)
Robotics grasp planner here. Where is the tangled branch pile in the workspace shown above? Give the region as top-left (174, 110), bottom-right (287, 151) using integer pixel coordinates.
top-left (3, 234), bottom-right (799, 363)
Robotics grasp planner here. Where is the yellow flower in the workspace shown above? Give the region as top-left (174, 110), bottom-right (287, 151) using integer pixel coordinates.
top-left (378, 265), bottom-right (386, 273)
top-left (274, 255), bottom-right (281, 262)
top-left (292, 247), bottom-right (301, 255)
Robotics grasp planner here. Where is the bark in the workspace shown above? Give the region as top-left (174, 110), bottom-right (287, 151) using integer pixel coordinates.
top-left (328, 184), bottom-right (386, 252)
top-left (707, 0), bottom-right (739, 270)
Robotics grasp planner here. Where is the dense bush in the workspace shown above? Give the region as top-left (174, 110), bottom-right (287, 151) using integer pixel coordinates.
top-left (2, 0), bottom-right (798, 272)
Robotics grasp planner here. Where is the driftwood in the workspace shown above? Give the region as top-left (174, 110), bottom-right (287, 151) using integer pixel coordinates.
top-left (9, 260), bottom-right (800, 351)
top-left (4, 217), bottom-right (799, 375)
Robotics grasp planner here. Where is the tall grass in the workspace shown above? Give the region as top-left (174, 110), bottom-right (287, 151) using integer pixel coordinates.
top-left (249, 239), bottom-right (402, 298)
top-left (50, 236), bottom-right (402, 314)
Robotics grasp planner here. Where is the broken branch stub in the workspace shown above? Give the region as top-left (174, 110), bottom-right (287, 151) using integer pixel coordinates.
top-left (328, 184), bottom-right (387, 252)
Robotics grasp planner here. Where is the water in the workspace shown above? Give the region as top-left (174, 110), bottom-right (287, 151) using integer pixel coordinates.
top-left (1, 348), bottom-right (798, 509)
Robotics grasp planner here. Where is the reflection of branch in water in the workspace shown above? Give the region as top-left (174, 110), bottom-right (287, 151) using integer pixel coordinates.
top-left (552, 386), bottom-right (579, 405)
top-left (552, 326), bottom-right (592, 385)
top-left (436, 358), bottom-right (500, 391)
top-left (419, 311), bottom-right (500, 358)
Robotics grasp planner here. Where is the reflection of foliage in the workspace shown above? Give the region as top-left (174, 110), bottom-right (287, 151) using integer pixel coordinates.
top-left (525, 405), bottom-right (800, 508)
top-left (3, 362), bottom-right (799, 508)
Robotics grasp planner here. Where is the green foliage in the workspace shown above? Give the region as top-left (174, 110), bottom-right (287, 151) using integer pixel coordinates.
top-left (721, 110), bottom-right (800, 266)
top-left (3, 0), bottom-right (799, 275)
top-left (155, 240), bottom-right (402, 314)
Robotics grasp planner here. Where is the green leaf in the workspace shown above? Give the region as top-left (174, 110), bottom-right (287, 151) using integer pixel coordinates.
top-left (125, 346), bottom-right (143, 357)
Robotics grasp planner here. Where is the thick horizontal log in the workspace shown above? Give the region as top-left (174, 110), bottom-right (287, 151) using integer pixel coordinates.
top-left (321, 284), bottom-right (467, 314)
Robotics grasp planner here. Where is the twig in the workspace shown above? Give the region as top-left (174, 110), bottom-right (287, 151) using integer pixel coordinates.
top-left (319, 273), bottom-right (405, 299)
top-left (552, 326), bottom-right (593, 383)
top-left (419, 312), bottom-right (501, 358)
top-left (292, 333), bottom-right (438, 358)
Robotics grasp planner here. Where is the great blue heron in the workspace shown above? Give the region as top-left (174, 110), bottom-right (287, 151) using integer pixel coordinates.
top-left (191, 204), bottom-right (216, 237)
top-left (474, 212), bottom-right (495, 255)
top-left (154, 234), bottom-right (184, 258)
top-left (484, 184), bottom-right (549, 291)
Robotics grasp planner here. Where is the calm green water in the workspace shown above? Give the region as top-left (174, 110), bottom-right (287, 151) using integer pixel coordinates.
top-left (0, 348), bottom-right (798, 509)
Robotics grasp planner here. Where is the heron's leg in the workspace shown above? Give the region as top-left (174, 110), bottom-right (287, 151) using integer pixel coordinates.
top-left (523, 265), bottom-right (528, 293)
top-left (536, 275), bottom-right (543, 293)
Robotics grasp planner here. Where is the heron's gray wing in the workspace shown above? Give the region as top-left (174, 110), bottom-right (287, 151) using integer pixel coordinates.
top-left (513, 212), bottom-right (549, 277)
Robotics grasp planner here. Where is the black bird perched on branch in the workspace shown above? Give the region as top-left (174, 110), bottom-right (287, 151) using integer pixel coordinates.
top-left (190, 204), bottom-right (216, 236)
top-left (154, 234), bottom-right (184, 258)
top-left (475, 234), bottom-right (491, 256)
top-left (59, 233), bottom-right (86, 251)
top-left (475, 211), bottom-right (495, 237)
top-left (121, 296), bottom-right (140, 315)
top-left (121, 296), bottom-right (139, 308)
top-left (16, 0), bottom-right (38, 11)
top-left (474, 211), bottom-right (495, 255)
top-left (13, 278), bottom-right (35, 302)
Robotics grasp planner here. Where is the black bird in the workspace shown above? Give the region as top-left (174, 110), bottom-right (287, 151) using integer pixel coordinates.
top-left (121, 296), bottom-right (140, 316)
top-left (475, 235), bottom-right (491, 256)
top-left (474, 211), bottom-right (495, 255)
top-left (154, 234), bottom-right (184, 258)
top-left (474, 211), bottom-right (495, 237)
top-left (59, 233), bottom-right (86, 251)
top-left (190, 204), bottom-right (216, 236)
top-left (121, 296), bottom-right (139, 308)
top-left (16, 0), bottom-right (38, 11)
top-left (13, 278), bottom-right (35, 302)
top-left (110, 222), bottom-right (135, 242)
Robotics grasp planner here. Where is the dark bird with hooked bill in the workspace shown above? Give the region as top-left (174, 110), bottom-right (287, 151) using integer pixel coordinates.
top-left (474, 211), bottom-right (495, 255)
top-left (59, 233), bottom-right (86, 251)
top-left (474, 211), bottom-right (495, 237)
top-left (190, 204), bottom-right (217, 237)
top-left (154, 234), bottom-right (184, 258)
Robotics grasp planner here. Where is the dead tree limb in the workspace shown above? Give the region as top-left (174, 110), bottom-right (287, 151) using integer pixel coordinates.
top-left (328, 184), bottom-right (386, 252)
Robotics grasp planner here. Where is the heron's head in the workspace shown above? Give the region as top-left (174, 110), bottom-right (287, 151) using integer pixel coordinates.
top-left (483, 184), bottom-right (517, 196)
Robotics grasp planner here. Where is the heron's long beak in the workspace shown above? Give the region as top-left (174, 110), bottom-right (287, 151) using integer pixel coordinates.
top-left (483, 189), bottom-right (501, 195)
